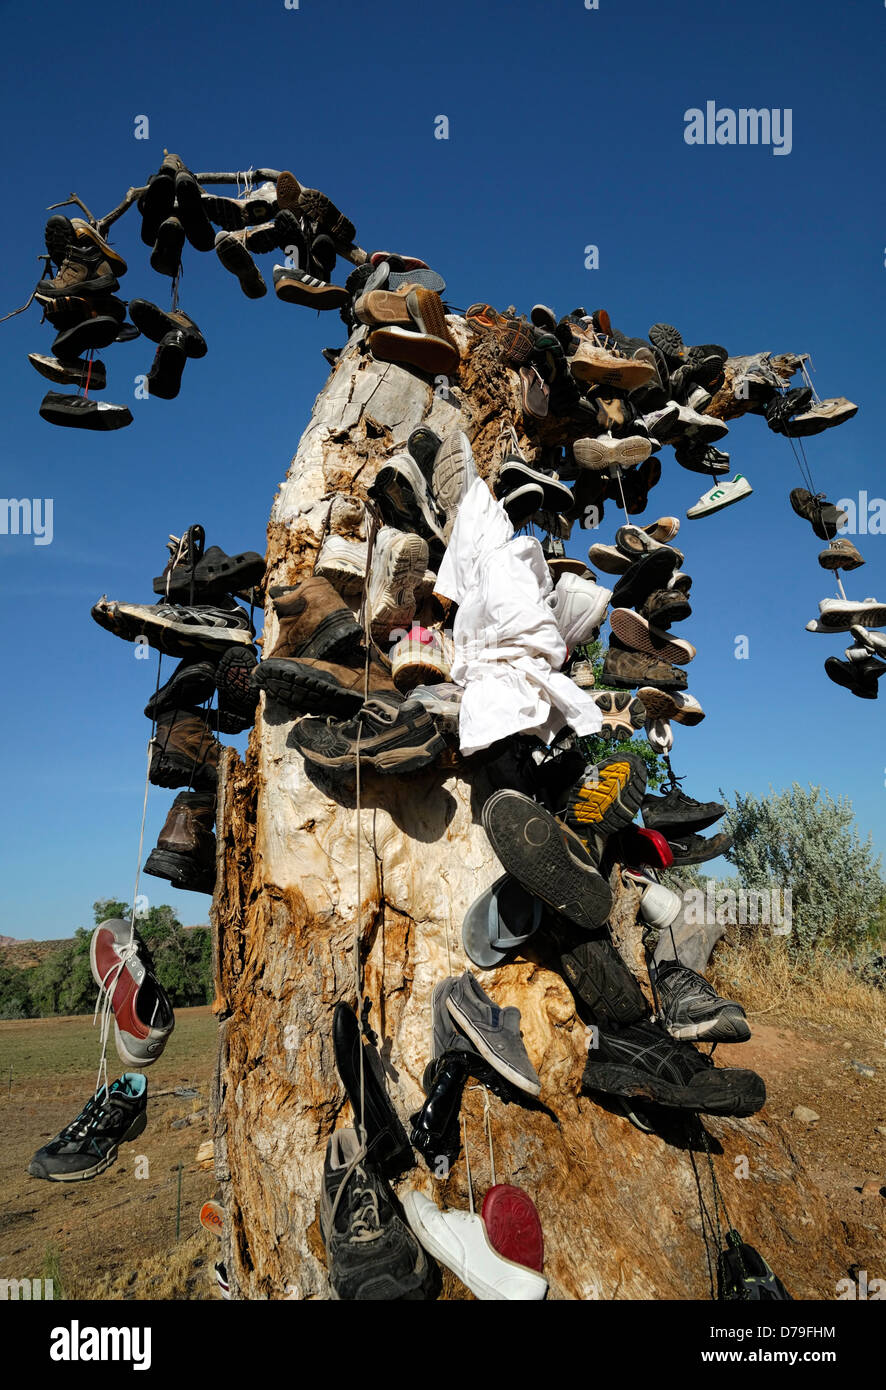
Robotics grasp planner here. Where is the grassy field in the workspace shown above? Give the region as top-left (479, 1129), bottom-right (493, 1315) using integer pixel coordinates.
top-left (0, 1007), bottom-right (222, 1300)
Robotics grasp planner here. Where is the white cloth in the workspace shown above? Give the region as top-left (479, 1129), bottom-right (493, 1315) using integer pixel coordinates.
top-left (435, 479), bottom-right (603, 754)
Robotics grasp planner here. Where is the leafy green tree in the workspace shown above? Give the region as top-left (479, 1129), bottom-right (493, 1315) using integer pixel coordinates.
top-left (0, 958), bottom-right (35, 1019)
top-left (722, 783), bottom-right (884, 953)
top-left (93, 899), bottom-right (128, 926)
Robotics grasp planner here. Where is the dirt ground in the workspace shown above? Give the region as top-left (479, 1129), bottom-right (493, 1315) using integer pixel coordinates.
top-left (0, 1004), bottom-right (883, 1300)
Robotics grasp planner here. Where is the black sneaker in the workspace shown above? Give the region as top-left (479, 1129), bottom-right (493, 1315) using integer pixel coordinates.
top-left (92, 596), bottom-right (255, 657)
top-left (150, 216), bottom-right (185, 277)
top-left (28, 1075), bottom-right (147, 1181)
top-left (789, 488), bottom-right (848, 542)
top-left (137, 153), bottom-right (184, 245)
top-left (319, 1128), bottom-right (434, 1300)
top-left (288, 692), bottom-right (447, 775)
top-left (673, 441), bottom-right (730, 476)
top-left (825, 654), bottom-right (885, 699)
top-left (562, 753), bottom-right (648, 848)
top-left (653, 961), bottom-right (750, 1043)
top-left (611, 548), bottom-right (680, 610)
top-left (144, 654), bottom-right (220, 718)
top-left (174, 170), bottom-right (216, 251)
top-left (642, 780), bottom-right (725, 835)
top-left (39, 392), bottom-right (133, 431)
top-left (666, 830), bottom-right (734, 866)
top-left (147, 330), bottom-right (188, 399)
top-left (52, 315), bottom-right (121, 361)
top-left (333, 1002), bottom-right (414, 1178)
top-left (581, 1019), bottom-right (765, 1116)
top-left (128, 300), bottom-right (208, 357)
top-left (216, 231), bottom-right (267, 298)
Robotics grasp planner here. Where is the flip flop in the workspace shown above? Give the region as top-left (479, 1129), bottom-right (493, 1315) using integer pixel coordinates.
top-left (520, 364), bottom-right (550, 419)
top-left (462, 874), bottom-right (543, 969)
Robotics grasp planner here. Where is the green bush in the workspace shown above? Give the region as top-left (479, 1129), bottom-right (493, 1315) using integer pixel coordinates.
top-left (722, 783), bottom-right (884, 953)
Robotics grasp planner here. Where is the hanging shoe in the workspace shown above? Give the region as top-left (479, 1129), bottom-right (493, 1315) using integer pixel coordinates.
top-left (91, 596), bottom-right (255, 656)
top-left (824, 654), bottom-right (885, 699)
top-left (215, 646), bottom-right (260, 728)
top-left (38, 392), bottom-right (132, 431)
top-left (645, 716), bottom-right (673, 755)
top-left (144, 791), bottom-right (216, 893)
top-left (289, 691), bottom-right (447, 775)
top-left (789, 488), bottom-right (848, 540)
top-left (28, 352), bottom-right (106, 390)
top-left (588, 691), bottom-right (647, 739)
top-left (51, 315), bottom-right (122, 361)
top-left (137, 153), bottom-right (185, 245)
top-left (818, 537), bottom-right (864, 571)
top-left (35, 242), bottom-right (119, 300)
top-left (128, 300), bottom-right (208, 357)
top-left (573, 434), bottom-right (652, 471)
top-left (784, 396), bottom-right (857, 437)
top-left (554, 929), bottom-right (649, 1029)
top-left (581, 1018), bottom-right (764, 1116)
top-left (215, 231), bottom-right (266, 298)
top-left (652, 961), bottom-right (750, 1044)
top-left (153, 536), bottom-right (263, 601)
top-left (332, 1002), bottom-right (414, 1178)
top-left (150, 216), bottom-right (185, 277)
top-left (390, 627), bottom-right (453, 692)
top-left (445, 970), bottom-right (541, 1097)
top-left (272, 263), bottom-right (348, 309)
top-left (28, 1075), bottom-right (148, 1181)
top-left (261, 577), bottom-right (362, 661)
top-left (665, 830), bottom-right (734, 866)
top-left (601, 647), bottom-right (687, 691)
top-left (370, 453), bottom-right (447, 548)
top-left (89, 918), bottom-right (175, 1066)
top-left (401, 1189), bottom-right (547, 1301)
top-left (562, 753), bottom-right (648, 849)
top-left (608, 608), bottom-right (695, 664)
top-left (144, 653), bottom-right (220, 717)
top-left (642, 779), bottom-right (724, 835)
top-left (253, 650), bottom-right (397, 717)
top-left (320, 1128), bottom-right (433, 1301)
top-left (173, 169), bottom-right (216, 251)
top-left (686, 474), bottom-right (752, 519)
top-left (146, 330), bottom-right (188, 399)
top-left (150, 709), bottom-right (220, 789)
top-left (365, 528), bottom-right (429, 640)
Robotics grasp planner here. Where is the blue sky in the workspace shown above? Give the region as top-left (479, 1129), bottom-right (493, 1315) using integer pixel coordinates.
top-left (1, 0), bottom-right (883, 938)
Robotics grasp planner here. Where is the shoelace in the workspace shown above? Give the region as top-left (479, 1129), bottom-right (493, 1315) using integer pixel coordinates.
top-left (347, 1170), bottom-right (383, 1241)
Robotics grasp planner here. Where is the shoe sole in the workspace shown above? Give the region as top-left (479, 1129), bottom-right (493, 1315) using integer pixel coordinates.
top-left (200, 1200), bottom-right (224, 1236)
top-left (356, 288), bottom-right (412, 326)
top-left (331, 1004), bottom-right (415, 1177)
top-left (295, 724), bottom-right (447, 775)
top-left (432, 434), bottom-right (475, 524)
top-left (567, 757), bottom-right (647, 838)
top-left (144, 848), bottom-right (214, 892)
top-left (145, 662), bottom-right (218, 716)
top-left (401, 1191), bottom-right (547, 1301)
top-left (574, 437), bottom-right (651, 470)
top-left (609, 609), bottom-right (695, 665)
top-left (603, 667), bottom-right (685, 692)
top-left (368, 533), bottom-right (428, 635)
top-left (820, 604), bottom-right (886, 630)
top-left (819, 553), bottom-right (864, 571)
top-left (664, 1006), bottom-right (751, 1044)
top-left (53, 317), bottom-right (121, 360)
top-left (274, 274), bottom-right (348, 309)
top-left (587, 546), bottom-right (630, 576)
top-left (216, 238), bottom-right (266, 298)
top-left (591, 692), bottom-right (647, 739)
top-left (571, 360), bottom-right (655, 390)
top-left (559, 938), bottom-right (648, 1028)
top-left (128, 300), bottom-right (206, 356)
top-left (637, 687), bottom-right (704, 725)
top-left (28, 353), bottom-right (107, 390)
top-left (39, 399), bottom-right (132, 431)
top-left (482, 790), bottom-right (612, 933)
top-left (29, 1110), bottom-right (148, 1182)
top-left (369, 326), bottom-right (459, 376)
top-left (583, 1060), bottom-right (764, 1116)
top-left (150, 750), bottom-right (216, 790)
top-left (253, 660), bottom-right (366, 715)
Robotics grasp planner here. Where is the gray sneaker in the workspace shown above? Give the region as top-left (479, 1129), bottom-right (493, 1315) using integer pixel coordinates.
top-left (653, 961), bottom-right (750, 1044)
top-left (430, 977), bottom-right (474, 1060)
top-left (445, 971), bottom-right (541, 1096)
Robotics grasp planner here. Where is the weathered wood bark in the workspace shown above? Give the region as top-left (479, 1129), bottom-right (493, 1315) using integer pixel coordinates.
top-left (211, 321), bottom-right (856, 1300)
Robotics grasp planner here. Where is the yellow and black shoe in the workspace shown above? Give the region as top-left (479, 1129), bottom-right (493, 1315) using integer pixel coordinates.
top-left (563, 753), bottom-right (647, 848)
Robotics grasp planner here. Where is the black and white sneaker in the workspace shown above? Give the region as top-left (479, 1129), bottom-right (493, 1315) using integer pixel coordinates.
top-left (28, 353), bottom-right (107, 390)
top-left (653, 962), bottom-right (750, 1043)
top-left (92, 595), bottom-right (255, 657)
top-left (38, 392), bottom-right (132, 431)
top-left (582, 1019), bottom-right (764, 1117)
top-left (28, 1074), bottom-right (147, 1181)
top-left (320, 1128), bottom-right (434, 1300)
top-left (642, 780), bottom-right (725, 835)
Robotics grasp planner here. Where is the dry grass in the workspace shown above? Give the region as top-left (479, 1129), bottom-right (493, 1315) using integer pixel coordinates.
top-left (709, 933), bottom-right (886, 1032)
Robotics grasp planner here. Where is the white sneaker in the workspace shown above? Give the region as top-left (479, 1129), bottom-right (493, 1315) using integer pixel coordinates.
top-left (686, 474), bottom-right (753, 520)
top-left (615, 524), bottom-right (684, 562)
top-left (636, 403), bottom-right (680, 440)
top-left (366, 528), bottom-right (429, 640)
top-left (686, 385), bottom-right (713, 412)
top-left (645, 717), bottom-right (673, 754)
top-left (314, 535), bottom-right (368, 595)
top-left (573, 433), bottom-right (652, 471)
top-left (432, 431), bottom-right (477, 540)
top-left (675, 406), bottom-right (729, 443)
top-left (812, 597), bottom-right (886, 632)
top-left (550, 573), bottom-right (612, 646)
top-left (849, 624), bottom-right (886, 658)
top-left (622, 869), bottom-right (682, 929)
top-left (401, 1190), bottom-right (548, 1301)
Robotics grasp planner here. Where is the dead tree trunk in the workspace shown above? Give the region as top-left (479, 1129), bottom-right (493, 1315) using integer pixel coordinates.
top-left (211, 321), bottom-right (854, 1300)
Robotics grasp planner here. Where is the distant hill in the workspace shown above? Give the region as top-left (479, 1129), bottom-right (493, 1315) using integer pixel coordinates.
top-left (0, 927), bottom-right (209, 972)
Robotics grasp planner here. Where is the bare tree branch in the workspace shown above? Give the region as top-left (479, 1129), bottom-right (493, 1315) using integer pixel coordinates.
top-left (47, 194), bottom-right (98, 222)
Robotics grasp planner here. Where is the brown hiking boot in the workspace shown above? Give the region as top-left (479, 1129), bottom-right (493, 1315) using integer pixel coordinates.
top-left (818, 537), bottom-right (864, 571)
top-left (144, 791), bottom-right (216, 893)
top-left (601, 648), bottom-right (687, 691)
top-left (569, 327), bottom-right (655, 390)
top-left (36, 243), bottom-right (119, 300)
top-left (640, 588), bottom-right (692, 626)
top-left (252, 651), bottom-right (397, 716)
top-left (265, 577), bottom-right (363, 661)
top-left (150, 711), bottom-right (220, 790)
